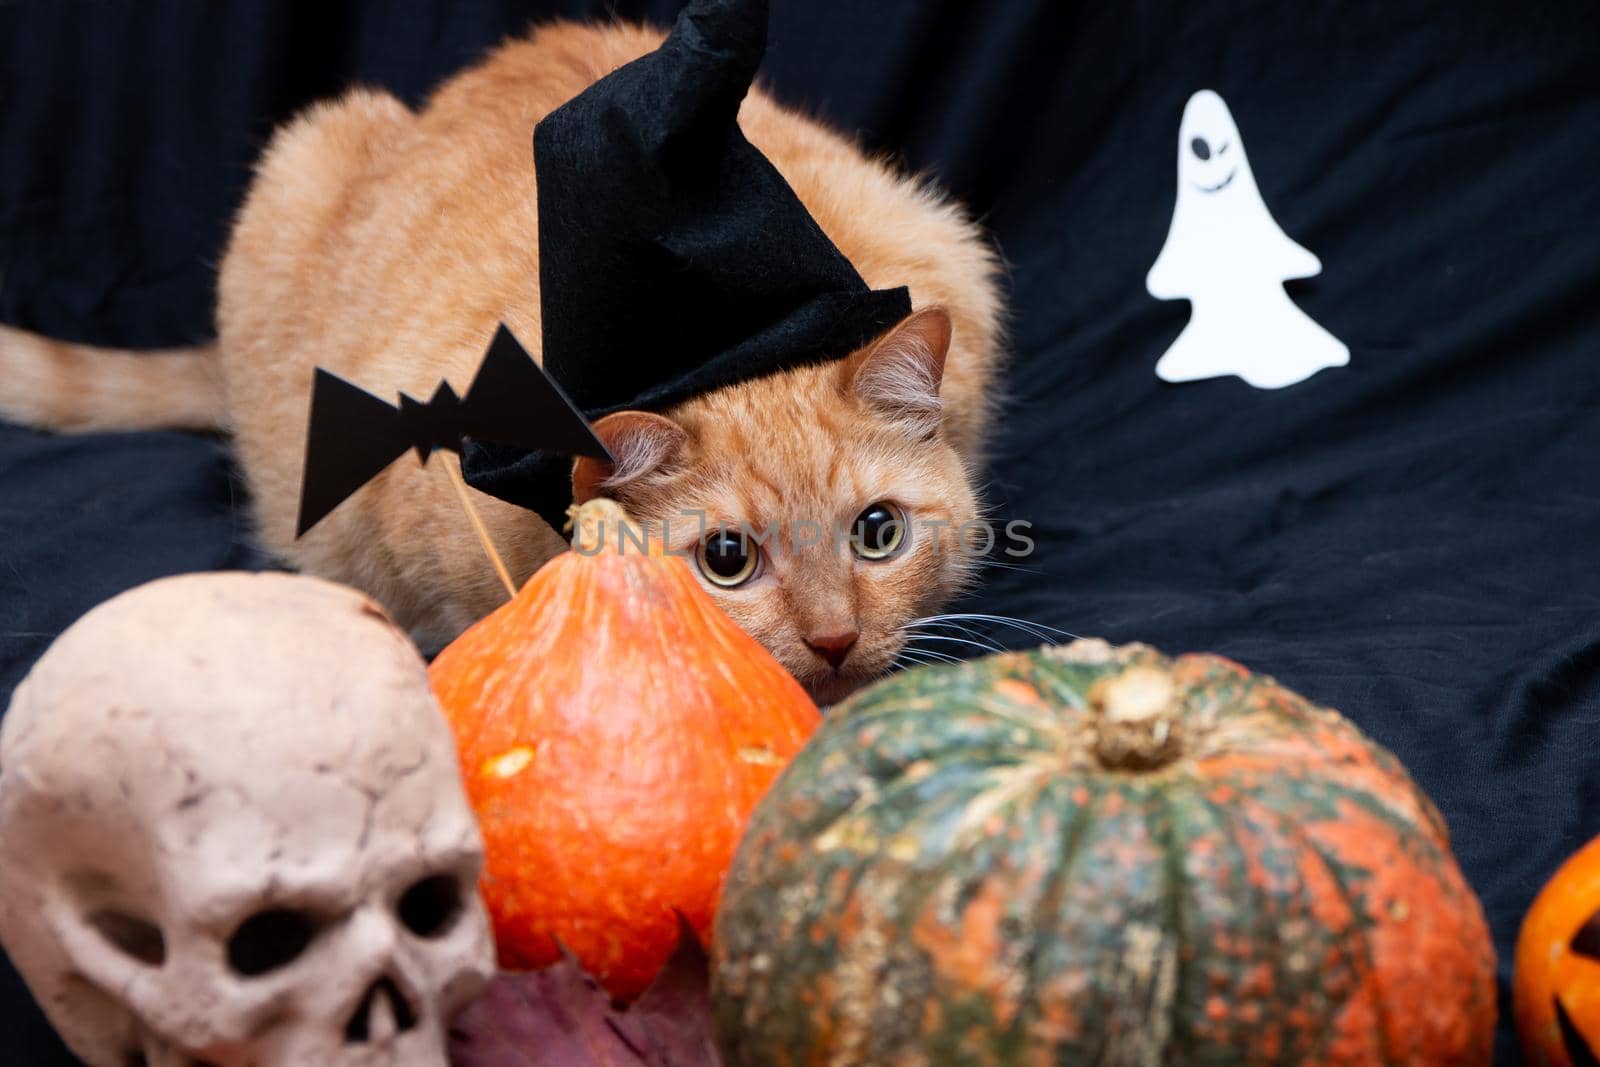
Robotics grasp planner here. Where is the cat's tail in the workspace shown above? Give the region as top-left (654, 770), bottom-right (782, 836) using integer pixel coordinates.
top-left (0, 322), bottom-right (226, 433)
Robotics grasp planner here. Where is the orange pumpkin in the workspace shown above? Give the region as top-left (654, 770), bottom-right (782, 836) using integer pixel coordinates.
top-left (429, 498), bottom-right (821, 998)
top-left (1516, 833), bottom-right (1600, 1066)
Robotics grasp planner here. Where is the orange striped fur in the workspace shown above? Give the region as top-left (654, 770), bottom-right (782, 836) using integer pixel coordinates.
top-left (2, 21), bottom-right (1005, 699)
top-left (0, 325), bottom-right (223, 432)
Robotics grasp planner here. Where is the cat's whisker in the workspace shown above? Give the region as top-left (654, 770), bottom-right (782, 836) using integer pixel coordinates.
top-left (970, 558), bottom-right (1044, 574)
top-left (912, 611), bottom-right (1073, 638)
top-left (895, 657), bottom-right (956, 673)
top-left (906, 631), bottom-right (1005, 654)
top-left (895, 647), bottom-right (962, 666)
top-left (909, 612), bottom-right (1079, 645)
top-left (897, 631), bottom-right (1005, 656)
top-left (902, 620), bottom-right (1017, 655)
top-left (907, 618), bottom-right (1011, 648)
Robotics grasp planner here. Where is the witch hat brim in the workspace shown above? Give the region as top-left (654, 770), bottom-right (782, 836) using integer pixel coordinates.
top-left (461, 0), bottom-right (911, 526)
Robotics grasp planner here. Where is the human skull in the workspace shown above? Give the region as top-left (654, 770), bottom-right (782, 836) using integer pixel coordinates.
top-left (0, 572), bottom-right (494, 1066)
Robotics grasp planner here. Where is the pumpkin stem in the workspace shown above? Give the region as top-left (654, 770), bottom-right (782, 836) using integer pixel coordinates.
top-left (1089, 666), bottom-right (1184, 771)
top-left (570, 498), bottom-right (642, 556)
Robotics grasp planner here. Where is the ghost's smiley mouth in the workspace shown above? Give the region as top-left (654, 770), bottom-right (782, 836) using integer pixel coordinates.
top-left (1194, 166), bottom-right (1238, 194)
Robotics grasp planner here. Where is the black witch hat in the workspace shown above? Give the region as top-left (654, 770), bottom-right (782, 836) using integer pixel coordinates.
top-left (462, 0), bottom-right (912, 526)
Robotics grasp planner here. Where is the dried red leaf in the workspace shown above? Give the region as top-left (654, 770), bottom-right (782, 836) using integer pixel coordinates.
top-left (618, 919), bottom-right (721, 1067)
top-left (450, 924), bottom-right (721, 1067)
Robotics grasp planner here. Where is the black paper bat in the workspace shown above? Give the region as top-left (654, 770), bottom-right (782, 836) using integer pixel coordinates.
top-left (296, 323), bottom-right (611, 536)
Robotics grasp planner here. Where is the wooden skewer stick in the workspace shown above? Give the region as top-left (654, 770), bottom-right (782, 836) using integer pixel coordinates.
top-left (437, 458), bottom-right (518, 601)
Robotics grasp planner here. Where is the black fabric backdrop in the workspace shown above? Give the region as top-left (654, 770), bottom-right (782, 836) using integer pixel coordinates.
top-left (3, 1), bottom-right (1599, 1062)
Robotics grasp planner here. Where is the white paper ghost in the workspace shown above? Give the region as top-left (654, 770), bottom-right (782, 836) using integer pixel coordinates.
top-left (1146, 89), bottom-right (1348, 389)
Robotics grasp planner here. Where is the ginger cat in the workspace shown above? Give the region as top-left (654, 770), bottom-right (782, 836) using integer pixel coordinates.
top-left (0, 21), bottom-right (1003, 704)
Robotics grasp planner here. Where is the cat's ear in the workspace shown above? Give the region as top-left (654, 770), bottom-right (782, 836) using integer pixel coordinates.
top-left (572, 410), bottom-right (690, 503)
top-left (846, 306), bottom-right (952, 437)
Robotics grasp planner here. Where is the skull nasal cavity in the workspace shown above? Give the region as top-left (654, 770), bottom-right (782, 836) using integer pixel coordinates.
top-left (88, 909), bottom-right (165, 966)
top-left (226, 908), bottom-right (318, 977)
top-left (345, 978), bottom-right (418, 1043)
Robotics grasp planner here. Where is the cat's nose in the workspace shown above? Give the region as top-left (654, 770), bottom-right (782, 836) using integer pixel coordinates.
top-left (805, 630), bottom-right (859, 669)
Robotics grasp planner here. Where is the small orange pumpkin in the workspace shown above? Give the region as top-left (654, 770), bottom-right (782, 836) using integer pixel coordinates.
top-left (1516, 833), bottom-right (1600, 1066)
top-left (429, 498), bottom-right (821, 998)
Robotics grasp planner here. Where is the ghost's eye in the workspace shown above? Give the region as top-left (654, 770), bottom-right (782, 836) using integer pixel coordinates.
top-left (851, 502), bottom-right (907, 561)
top-left (697, 529), bottom-right (758, 587)
top-left (1190, 136), bottom-right (1211, 161)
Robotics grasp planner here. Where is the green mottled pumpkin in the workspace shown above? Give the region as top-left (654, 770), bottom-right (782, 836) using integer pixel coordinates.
top-left (712, 639), bottom-right (1495, 1066)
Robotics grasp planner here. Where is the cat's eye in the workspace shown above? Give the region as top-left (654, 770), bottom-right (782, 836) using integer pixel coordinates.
top-left (696, 528), bottom-right (759, 587)
top-left (851, 502), bottom-right (907, 561)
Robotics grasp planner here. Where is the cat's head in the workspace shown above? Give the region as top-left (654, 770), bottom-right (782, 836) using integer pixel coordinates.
top-left (571, 308), bottom-right (981, 705)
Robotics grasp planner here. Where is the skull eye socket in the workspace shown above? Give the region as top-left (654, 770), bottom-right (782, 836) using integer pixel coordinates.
top-left (397, 874), bottom-right (464, 939)
top-left (226, 908), bottom-right (318, 977)
top-left (87, 909), bottom-right (165, 966)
